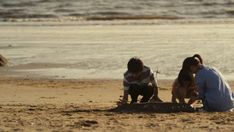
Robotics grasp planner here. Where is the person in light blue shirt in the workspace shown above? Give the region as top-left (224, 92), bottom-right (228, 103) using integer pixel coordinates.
top-left (182, 55), bottom-right (234, 112)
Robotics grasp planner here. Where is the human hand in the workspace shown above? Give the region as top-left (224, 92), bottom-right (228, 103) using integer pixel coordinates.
top-left (116, 96), bottom-right (128, 106)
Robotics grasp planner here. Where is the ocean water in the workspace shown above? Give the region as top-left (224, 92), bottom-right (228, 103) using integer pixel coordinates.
top-left (1, 23), bottom-right (234, 79)
top-left (0, 0), bottom-right (234, 22)
top-left (1, 0), bottom-right (234, 80)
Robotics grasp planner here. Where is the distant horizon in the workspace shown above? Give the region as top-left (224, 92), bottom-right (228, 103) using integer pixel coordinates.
top-left (1, 0), bottom-right (234, 22)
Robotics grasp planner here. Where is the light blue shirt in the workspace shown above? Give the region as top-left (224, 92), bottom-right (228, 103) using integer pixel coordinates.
top-left (195, 65), bottom-right (234, 111)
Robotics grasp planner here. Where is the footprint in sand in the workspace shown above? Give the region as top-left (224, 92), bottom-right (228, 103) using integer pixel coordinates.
top-left (181, 118), bottom-right (194, 123)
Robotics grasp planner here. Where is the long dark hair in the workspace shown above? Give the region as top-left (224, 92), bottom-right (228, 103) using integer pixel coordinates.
top-left (178, 69), bottom-right (193, 87)
top-left (178, 54), bottom-right (203, 86)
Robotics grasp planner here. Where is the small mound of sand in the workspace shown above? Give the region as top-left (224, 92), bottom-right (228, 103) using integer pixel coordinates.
top-left (0, 54), bottom-right (7, 66)
top-left (110, 102), bottom-right (196, 113)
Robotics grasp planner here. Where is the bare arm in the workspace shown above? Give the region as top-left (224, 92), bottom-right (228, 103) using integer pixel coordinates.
top-left (121, 76), bottom-right (129, 104)
top-left (122, 90), bottom-right (128, 103)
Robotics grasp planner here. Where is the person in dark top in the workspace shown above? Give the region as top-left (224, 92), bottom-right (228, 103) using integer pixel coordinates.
top-left (119, 57), bottom-right (162, 104)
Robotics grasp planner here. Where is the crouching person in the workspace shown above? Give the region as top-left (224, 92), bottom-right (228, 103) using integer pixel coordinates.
top-left (171, 54), bottom-right (202, 105)
top-left (171, 70), bottom-right (198, 105)
top-left (184, 55), bottom-right (234, 111)
top-left (120, 57), bottom-right (162, 104)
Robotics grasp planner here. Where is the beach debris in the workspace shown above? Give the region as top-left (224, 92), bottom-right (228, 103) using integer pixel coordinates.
top-left (0, 54), bottom-right (7, 66)
top-left (154, 67), bottom-right (160, 74)
top-left (110, 102), bottom-right (196, 113)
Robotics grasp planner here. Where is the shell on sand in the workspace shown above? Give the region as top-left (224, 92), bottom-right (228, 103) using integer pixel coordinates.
top-left (0, 54), bottom-right (7, 66)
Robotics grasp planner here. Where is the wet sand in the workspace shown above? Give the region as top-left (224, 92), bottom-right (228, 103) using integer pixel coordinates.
top-left (1, 21), bottom-right (234, 79)
top-left (0, 20), bottom-right (234, 131)
top-left (0, 77), bottom-right (233, 131)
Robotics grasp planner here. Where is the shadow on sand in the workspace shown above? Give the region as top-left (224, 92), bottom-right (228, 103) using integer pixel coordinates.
top-left (62, 102), bottom-right (197, 114)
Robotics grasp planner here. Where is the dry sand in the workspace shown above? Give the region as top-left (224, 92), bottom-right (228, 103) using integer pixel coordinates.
top-left (0, 77), bottom-right (233, 132)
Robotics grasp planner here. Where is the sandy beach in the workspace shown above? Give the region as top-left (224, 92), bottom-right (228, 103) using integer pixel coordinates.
top-left (1, 0), bottom-right (234, 131)
top-left (0, 77), bottom-right (233, 131)
top-left (0, 21), bottom-right (234, 132)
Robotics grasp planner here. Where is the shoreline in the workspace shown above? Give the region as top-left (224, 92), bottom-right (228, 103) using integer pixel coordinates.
top-left (1, 21), bottom-right (234, 80)
top-left (1, 18), bottom-right (234, 26)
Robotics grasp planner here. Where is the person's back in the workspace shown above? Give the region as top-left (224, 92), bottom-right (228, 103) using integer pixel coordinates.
top-left (196, 65), bottom-right (234, 111)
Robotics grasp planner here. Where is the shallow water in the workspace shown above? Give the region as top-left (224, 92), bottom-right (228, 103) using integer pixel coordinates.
top-left (1, 0), bottom-right (234, 22)
top-left (0, 22), bottom-right (234, 79)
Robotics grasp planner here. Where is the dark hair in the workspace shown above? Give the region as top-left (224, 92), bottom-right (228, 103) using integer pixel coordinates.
top-left (178, 54), bottom-right (203, 86)
top-left (193, 54), bottom-right (203, 64)
top-left (127, 57), bottom-right (144, 74)
top-left (178, 69), bottom-right (193, 87)
top-left (182, 56), bottom-right (200, 71)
